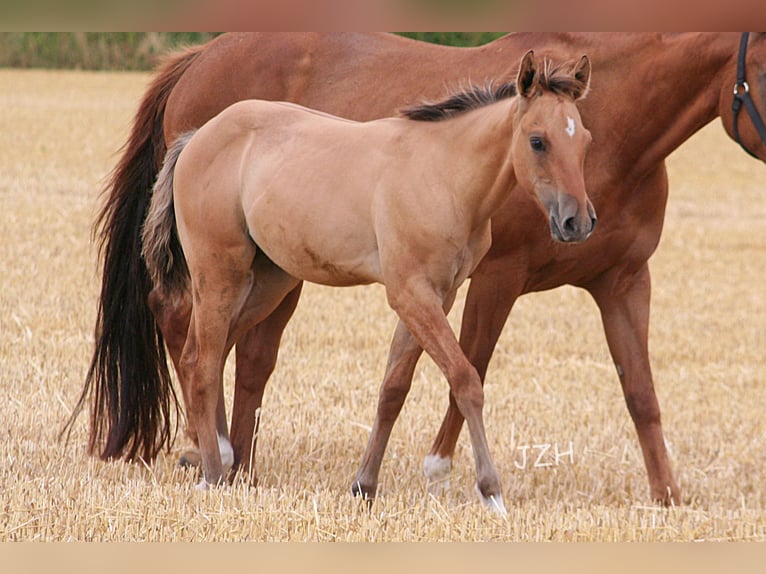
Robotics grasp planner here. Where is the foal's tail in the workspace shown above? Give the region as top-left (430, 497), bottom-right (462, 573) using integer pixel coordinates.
top-left (142, 132), bottom-right (195, 298)
top-left (63, 44), bottom-right (205, 463)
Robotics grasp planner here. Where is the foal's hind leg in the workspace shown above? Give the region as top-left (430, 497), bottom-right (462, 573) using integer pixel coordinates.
top-left (148, 287), bottom-right (231, 471)
top-left (182, 298), bottom-right (241, 488)
top-left (183, 250), bottom-right (297, 488)
top-left (176, 281), bottom-right (303, 481)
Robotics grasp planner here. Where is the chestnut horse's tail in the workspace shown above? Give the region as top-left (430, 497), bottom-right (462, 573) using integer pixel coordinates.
top-left (64, 45), bottom-right (205, 462)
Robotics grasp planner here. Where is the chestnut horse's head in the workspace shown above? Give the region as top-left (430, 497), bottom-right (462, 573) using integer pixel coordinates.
top-left (719, 32), bottom-right (766, 162)
top-left (511, 50), bottom-right (596, 243)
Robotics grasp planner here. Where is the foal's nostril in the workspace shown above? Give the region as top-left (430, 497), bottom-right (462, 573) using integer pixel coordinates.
top-left (590, 215), bottom-right (597, 233)
top-left (562, 216), bottom-right (577, 234)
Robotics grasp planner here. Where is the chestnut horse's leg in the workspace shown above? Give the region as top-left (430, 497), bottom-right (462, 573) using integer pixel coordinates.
top-left (424, 258), bottom-right (524, 490)
top-left (355, 284), bottom-right (506, 513)
top-left (229, 281), bottom-right (304, 483)
top-left (586, 262), bottom-right (681, 506)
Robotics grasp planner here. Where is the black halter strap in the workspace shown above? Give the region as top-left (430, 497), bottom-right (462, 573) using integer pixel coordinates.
top-left (731, 32), bottom-right (766, 159)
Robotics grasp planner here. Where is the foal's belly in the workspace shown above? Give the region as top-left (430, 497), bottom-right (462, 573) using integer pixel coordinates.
top-left (248, 218), bottom-right (383, 287)
top-left (277, 245), bottom-right (383, 287)
top-left (239, 177), bottom-right (384, 284)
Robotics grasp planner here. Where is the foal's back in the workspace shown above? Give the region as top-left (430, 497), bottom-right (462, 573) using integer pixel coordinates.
top-left (175, 99), bottom-right (404, 286)
top-left (173, 96), bottom-right (515, 288)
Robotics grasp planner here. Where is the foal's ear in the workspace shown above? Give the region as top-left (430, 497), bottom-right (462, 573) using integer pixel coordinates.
top-left (517, 49), bottom-right (538, 98)
top-left (571, 54), bottom-right (592, 100)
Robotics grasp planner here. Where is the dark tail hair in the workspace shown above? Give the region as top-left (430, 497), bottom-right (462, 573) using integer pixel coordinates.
top-left (63, 45), bottom-right (205, 462)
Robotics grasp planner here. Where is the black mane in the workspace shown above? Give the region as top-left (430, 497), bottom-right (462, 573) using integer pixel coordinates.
top-left (401, 80), bottom-right (517, 122)
top-left (401, 58), bottom-right (589, 122)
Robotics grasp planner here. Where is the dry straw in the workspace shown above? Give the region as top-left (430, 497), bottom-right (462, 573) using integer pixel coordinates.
top-left (0, 69), bottom-right (764, 541)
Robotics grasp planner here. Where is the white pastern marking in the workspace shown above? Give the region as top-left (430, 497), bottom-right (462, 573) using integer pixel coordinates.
top-left (218, 433), bottom-right (234, 471)
top-left (566, 116), bottom-right (576, 138)
top-left (423, 454), bottom-right (452, 481)
top-left (193, 436), bottom-right (233, 491)
top-left (423, 454), bottom-right (452, 495)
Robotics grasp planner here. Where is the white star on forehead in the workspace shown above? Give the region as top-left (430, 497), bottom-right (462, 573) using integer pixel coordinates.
top-left (566, 116), bottom-right (576, 137)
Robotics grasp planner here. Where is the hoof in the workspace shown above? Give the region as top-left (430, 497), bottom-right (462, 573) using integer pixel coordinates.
top-left (194, 476), bottom-right (230, 491)
top-left (178, 448), bottom-right (202, 469)
top-left (475, 483), bottom-right (508, 516)
top-left (652, 484), bottom-right (682, 507)
top-left (351, 480), bottom-right (375, 508)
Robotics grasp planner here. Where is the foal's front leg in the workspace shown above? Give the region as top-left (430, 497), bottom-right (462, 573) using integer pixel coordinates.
top-left (355, 281), bottom-right (506, 513)
top-left (424, 255), bottom-right (524, 489)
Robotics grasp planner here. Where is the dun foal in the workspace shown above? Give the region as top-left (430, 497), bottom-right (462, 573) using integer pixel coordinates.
top-left (141, 51), bottom-right (593, 512)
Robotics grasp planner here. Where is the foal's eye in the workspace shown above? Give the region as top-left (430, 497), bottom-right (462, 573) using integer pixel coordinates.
top-left (530, 136), bottom-right (546, 152)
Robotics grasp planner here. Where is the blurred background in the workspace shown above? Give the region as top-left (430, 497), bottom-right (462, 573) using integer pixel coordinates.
top-left (0, 32), bottom-right (505, 71)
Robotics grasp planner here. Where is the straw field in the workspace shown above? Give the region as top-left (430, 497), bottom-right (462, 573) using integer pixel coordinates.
top-left (1, 69), bottom-right (765, 542)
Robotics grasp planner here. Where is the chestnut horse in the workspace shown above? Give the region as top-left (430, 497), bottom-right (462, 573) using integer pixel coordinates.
top-left (141, 52), bottom-right (593, 511)
top-left (70, 33), bottom-right (766, 507)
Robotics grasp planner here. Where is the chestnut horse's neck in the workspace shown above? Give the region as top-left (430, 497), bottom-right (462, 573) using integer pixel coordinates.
top-left (480, 33), bottom-right (735, 177)
top-left (531, 34), bottom-right (736, 182)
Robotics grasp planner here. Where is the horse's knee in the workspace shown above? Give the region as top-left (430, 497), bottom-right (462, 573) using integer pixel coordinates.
top-left (447, 362), bottom-right (484, 413)
top-left (237, 345), bottom-right (275, 372)
top-left (147, 287), bottom-right (174, 324)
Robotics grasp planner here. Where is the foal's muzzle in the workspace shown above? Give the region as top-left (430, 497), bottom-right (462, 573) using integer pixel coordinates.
top-left (549, 196), bottom-right (597, 243)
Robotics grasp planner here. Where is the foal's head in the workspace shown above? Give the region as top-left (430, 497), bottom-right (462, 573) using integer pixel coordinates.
top-left (511, 50), bottom-right (596, 243)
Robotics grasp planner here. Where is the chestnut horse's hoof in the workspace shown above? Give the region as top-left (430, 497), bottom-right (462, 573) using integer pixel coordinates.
top-left (351, 480), bottom-right (376, 509)
top-left (653, 484), bottom-right (682, 507)
top-left (178, 435), bottom-right (233, 473)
